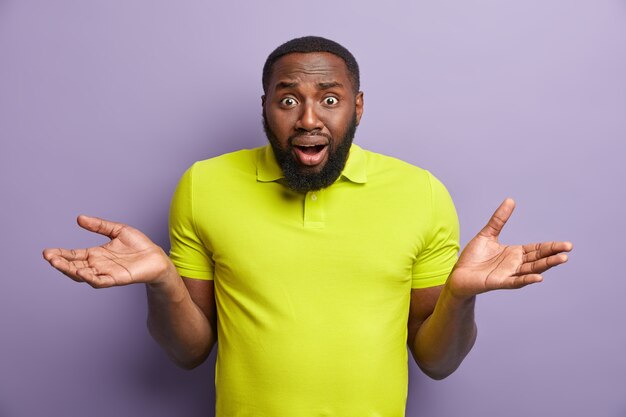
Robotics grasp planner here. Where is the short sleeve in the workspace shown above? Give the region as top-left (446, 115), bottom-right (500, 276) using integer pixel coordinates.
top-left (411, 172), bottom-right (460, 288)
top-left (169, 164), bottom-right (214, 280)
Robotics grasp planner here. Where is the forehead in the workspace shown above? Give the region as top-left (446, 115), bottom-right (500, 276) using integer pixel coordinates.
top-left (268, 52), bottom-right (352, 90)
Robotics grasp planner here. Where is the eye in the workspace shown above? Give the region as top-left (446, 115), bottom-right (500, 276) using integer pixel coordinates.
top-left (280, 97), bottom-right (298, 107)
top-left (323, 96), bottom-right (338, 106)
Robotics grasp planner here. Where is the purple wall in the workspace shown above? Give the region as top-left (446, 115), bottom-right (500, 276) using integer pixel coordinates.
top-left (1, 1), bottom-right (625, 416)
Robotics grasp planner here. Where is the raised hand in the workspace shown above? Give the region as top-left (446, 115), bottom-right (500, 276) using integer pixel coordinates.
top-left (447, 199), bottom-right (573, 299)
top-left (43, 215), bottom-right (174, 288)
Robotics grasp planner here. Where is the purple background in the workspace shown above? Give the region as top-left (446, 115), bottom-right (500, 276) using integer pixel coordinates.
top-left (1, 1), bottom-right (625, 416)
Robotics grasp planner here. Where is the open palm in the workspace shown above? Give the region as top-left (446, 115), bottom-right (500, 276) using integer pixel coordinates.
top-left (43, 216), bottom-right (172, 288)
top-left (448, 199), bottom-right (572, 299)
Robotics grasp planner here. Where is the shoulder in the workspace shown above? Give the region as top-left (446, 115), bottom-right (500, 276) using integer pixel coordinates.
top-left (173, 147), bottom-right (264, 201)
top-left (357, 146), bottom-right (455, 214)
top-left (190, 147), bottom-right (262, 176)
top-left (359, 145), bottom-right (441, 190)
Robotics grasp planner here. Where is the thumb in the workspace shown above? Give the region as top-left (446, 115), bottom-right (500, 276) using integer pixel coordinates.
top-left (479, 198), bottom-right (515, 239)
top-left (77, 215), bottom-right (126, 239)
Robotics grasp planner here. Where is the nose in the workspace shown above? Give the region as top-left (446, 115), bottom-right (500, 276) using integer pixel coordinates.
top-left (295, 101), bottom-right (324, 132)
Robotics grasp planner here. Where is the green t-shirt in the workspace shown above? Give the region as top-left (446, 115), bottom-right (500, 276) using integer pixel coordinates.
top-left (169, 144), bottom-right (460, 417)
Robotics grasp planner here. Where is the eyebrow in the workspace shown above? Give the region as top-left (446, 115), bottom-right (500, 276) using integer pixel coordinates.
top-left (318, 81), bottom-right (343, 89)
top-left (274, 81), bottom-right (344, 91)
top-left (275, 81), bottom-right (298, 90)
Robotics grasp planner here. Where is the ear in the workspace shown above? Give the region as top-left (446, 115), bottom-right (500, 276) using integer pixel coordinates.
top-left (355, 91), bottom-right (364, 125)
top-left (261, 95), bottom-right (266, 107)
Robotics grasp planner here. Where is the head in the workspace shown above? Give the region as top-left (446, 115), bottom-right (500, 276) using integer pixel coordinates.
top-left (262, 36), bottom-right (364, 193)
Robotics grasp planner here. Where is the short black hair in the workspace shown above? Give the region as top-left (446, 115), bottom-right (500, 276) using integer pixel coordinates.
top-left (262, 36), bottom-right (360, 94)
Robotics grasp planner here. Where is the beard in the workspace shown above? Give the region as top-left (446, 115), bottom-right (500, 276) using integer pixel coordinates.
top-left (262, 112), bottom-right (358, 193)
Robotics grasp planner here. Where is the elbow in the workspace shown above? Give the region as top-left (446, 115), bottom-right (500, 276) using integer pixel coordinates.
top-left (415, 354), bottom-right (461, 380)
top-left (412, 353), bottom-right (460, 380)
top-left (418, 364), bottom-right (459, 380)
top-left (164, 342), bottom-right (213, 370)
top-left (172, 355), bottom-right (207, 370)
top-left (146, 319), bottom-right (214, 370)
top-left (412, 325), bottom-right (478, 381)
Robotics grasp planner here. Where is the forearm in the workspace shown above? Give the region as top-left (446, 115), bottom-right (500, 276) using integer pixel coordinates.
top-left (410, 284), bottom-right (477, 380)
top-left (146, 266), bottom-right (216, 369)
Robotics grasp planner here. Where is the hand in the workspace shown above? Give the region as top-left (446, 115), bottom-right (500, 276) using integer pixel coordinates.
top-left (447, 199), bottom-right (573, 299)
top-left (43, 216), bottom-right (175, 288)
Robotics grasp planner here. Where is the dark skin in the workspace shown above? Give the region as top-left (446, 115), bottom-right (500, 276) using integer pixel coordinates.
top-left (261, 52), bottom-right (363, 174)
top-left (42, 52), bottom-right (573, 377)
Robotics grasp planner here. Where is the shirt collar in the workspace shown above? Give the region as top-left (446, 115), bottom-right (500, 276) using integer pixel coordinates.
top-left (256, 143), bottom-right (367, 184)
top-left (256, 145), bottom-right (284, 182)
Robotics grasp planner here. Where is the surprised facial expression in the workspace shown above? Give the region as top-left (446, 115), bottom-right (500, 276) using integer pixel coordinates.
top-left (262, 52), bottom-right (364, 193)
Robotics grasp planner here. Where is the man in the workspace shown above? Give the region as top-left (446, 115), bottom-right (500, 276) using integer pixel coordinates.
top-left (43, 36), bottom-right (572, 416)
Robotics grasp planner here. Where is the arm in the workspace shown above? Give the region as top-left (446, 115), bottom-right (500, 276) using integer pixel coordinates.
top-left (408, 286), bottom-right (477, 380)
top-left (146, 274), bottom-right (217, 369)
top-left (43, 215), bottom-right (216, 369)
top-left (408, 199), bottom-right (572, 380)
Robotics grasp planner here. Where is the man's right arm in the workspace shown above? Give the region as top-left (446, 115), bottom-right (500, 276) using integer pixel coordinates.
top-left (43, 215), bottom-right (216, 369)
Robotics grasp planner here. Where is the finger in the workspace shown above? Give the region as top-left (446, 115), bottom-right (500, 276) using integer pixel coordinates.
top-left (43, 247), bottom-right (89, 262)
top-left (46, 256), bottom-right (84, 282)
top-left (77, 215), bottom-right (126, 239)
top-left (523, 241), bottom-right (573, 263)
top-left (479, 198), bottom-right (515, 239)
top-left (508, 274), bottom-right (543, 289)
top-left (516, 253), bottom-right (569, 276)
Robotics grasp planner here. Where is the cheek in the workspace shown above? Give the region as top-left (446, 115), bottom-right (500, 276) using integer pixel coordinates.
top-left (266, 110), bottom-right (292, 136)
top-left (325, 112), bottom-right (353, 138)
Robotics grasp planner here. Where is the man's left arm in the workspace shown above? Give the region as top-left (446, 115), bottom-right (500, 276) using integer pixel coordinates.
top-left (408, 198), bottom-right (573, 380)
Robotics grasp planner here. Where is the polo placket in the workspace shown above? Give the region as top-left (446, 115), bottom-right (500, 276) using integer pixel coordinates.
top-left (303, 190), bottom-right (325, 228)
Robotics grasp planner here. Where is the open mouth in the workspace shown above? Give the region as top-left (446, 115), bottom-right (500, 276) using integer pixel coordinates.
top-left (294, 144), bottom-right (327, 155)
top-left (291, 143), bottom-right (329, 167)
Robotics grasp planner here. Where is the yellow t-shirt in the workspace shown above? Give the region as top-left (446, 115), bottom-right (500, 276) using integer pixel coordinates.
top-left (169, 144), bottom-right (460, 417)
